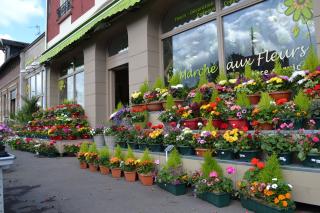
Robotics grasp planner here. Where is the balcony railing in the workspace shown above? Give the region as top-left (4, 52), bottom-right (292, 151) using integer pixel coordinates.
top-left (57, 0), bottom-right (72, 19)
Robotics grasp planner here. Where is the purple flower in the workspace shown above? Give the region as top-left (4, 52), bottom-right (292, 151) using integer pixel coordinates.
top-left (237, 112), bottom-right (242, 117)
top-left (209, 171), bottom-right (218, 178)
top-left (226, 166), bottom-right (236, 175)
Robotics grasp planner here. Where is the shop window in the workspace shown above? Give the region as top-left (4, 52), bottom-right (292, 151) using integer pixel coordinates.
top-left (162, 0), bottom-right (216, 33)
top-left (59, 59), bottom-right (84, 106)
top-left (108, 33), bottom-right (128, 57)
top-left (27, 70), bottom-right (47, 108)
top-left (223, 0), bottom-right (316, 74)
top-left (10, 89), bottom-right (16, 116)
top-left (163, 21), bottom-right (219, 88)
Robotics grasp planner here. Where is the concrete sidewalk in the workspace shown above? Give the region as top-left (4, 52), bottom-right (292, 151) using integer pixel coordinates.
top-left (3, 149), bottom-right (317, 213)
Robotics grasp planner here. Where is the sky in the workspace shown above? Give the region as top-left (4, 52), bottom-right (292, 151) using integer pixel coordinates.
top-left (0, 0), bottom-right (45, 65)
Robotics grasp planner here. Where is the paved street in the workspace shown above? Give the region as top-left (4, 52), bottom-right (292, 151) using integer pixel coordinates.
top-left (3, 148), bottom-right (318, 213)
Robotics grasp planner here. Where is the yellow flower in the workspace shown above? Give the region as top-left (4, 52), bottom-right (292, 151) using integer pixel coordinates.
top-left (131, 91), bottom-right (141, 99)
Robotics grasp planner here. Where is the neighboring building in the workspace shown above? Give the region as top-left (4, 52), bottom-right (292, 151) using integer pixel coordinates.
top-left (20, 33), bottom-right (47, 109)
top-left (39, 0), bottom-right (320, 127)
top-left (0, 39), bottom-right (28, 122)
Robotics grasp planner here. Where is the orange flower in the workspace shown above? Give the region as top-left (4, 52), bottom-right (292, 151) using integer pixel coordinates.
top-left (274, 198), bottom-right (279, 204)
top-left (282, 201), bottom-right (288, 207)
top-left (264, 189), bottom-right (274, 196)
top-left (285, 193), bottom-right (291, 199)
top-left (278, 194), bottom-right (286, 201)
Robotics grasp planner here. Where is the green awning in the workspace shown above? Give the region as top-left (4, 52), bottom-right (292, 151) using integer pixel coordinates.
top-left (40, 0), bottom-right (142, 63)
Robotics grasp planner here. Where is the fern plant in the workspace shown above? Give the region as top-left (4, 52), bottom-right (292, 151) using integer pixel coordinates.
top-left (192, 91), bottom-right (203, 104)
top-left (88, 143), bottom-right (98, 153)
top-left (294, 90), bottom-right (311, 112)
top-left (257, 92), bottom-right (273, 110)
top-left (169, 73), bottom-right (181, 86)
top-left (258, 154), bottom-right (283, 183)
top-left (79, 142), bottom-right (90, 152)
top-left (201, 151), bottom-right (223, 178)
top-left (165, 94), bottom-right (175, 110)
top-left (14, 96), bottom-right (40, 124)
top-left (244, 64), bottom-right (253, 79)
top-left (153, 77), bottom-right (165, 89)
top-left (302, 46), bottom-right (319, 72)
top-left (216, 70), bottom-right (227, 83)
top-left (236, 92), bottom-right (250, 107)
top-left (139, 80), bottom-right (150, 94)
top-left (210, 90), bottom-right (219, 102)
top-left (114, 145), bottom-right (123, 159)
top-left (126, 146), bottom-right (136, 160)
top-left (198, 71), bottom-right (208, 88)
top-left (165, 148), bottom-right (182, 169)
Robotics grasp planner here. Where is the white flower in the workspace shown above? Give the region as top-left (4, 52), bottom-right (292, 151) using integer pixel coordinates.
top-left (287, 184), bottom-right (293, 189)
top-left (198, 122), bottom-right (203, 127)
top-left (229, 79), bottom-right (237, 84)
top-left (289, 70), bottom-right (307, 82)
top-left (218, 80), bottom-right (227, 85)
top-left (164, 134), bottom-right (169, 138)
top-left (271, 184), bottom-right (278, 189)
top-left (297, 79), bottom-right (307, 85)
top-left (266, 185), bottom-right (271, 190)
top-left (272, 178), bottom-right (277, 181)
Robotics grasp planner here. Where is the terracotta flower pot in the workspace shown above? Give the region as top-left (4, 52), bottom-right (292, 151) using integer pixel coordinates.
top-left (203, 119), bottom-right (222, 129)
top-left (99, 165), bottom-right (110, 175)
top-left (257, 123), bottom-right (274, 130)
top-left (89, 163), bottom-right (98, 172)
top-left (80, 161), bottom-right (87, 169)
top-left (247, 94), bottom-right (260, 105)
top-left (124, 171), bottom-right (137, 182)
top-left (227, 118), bottom-right (248, 129)
top-left (111, 168), bottom-right (122, 178)
top-left (131, 104), bottom-right (146, 112)
top-left (269, 91), bottom-right (291, 102)
top-left (161, 99), bottom-right (184, 108)
top-left (146, 101), bottom-right (163, 111)
top-left (139, 174), bottom-right (154, 186)
top-left (195, 148), bottom-right (209, 157)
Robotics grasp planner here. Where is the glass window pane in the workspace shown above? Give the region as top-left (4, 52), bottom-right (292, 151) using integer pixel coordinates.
top-left (162, 0), bottom-right (216, 33)
top-left (108, 33), bottom-right (128, 56)
top-left (36, 73), bottom-right (42, 95)
top-left (42, 70), bottom-right (46, 108)
top-left (223, 0), bottom-right (316, 74)
top-left (60, 64), bottom-right (73, 77)
top-left (75, 72), bottom-right (84, 106)
top-left (163, 21), bottom-right (219, 88)
top-left (67, 76), bottom-right (74, 101)
top-left (221, 0), bottom-right (248, 9)
top-left (30, 76), bottom-right (36, 97)
top-left (59, 78), bottom-right (67, 103)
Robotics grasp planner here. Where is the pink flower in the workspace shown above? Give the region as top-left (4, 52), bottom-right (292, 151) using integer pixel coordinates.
top-left (313, 137), bottom-right (319, 143)
top-left (209, 171), bottom-right (218, 178)
top-left (226, 166), bottom-right (236, 175)
top-left (154, 159), bottom-right (160, 165)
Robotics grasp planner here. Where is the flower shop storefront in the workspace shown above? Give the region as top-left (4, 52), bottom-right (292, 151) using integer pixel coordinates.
top-left (28, 0), bottom-right (320, 210)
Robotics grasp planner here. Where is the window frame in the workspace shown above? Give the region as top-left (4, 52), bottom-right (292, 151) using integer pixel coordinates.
top-left (26, 69), bottom-right (47, 108)
top-left (160, 0), bottom-right (264, 75)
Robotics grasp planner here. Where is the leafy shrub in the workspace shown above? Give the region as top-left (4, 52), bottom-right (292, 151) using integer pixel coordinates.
top-left (201, 151), bottom-right (223, 178)
top-left (258, 154), bottom-right (283, 183)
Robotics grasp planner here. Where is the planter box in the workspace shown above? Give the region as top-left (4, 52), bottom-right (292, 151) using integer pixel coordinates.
top-left (227, 118), bottom-right (248, 129)
top-left (278, 153), bottom-right (292, 165)
top-left (216, 149), bottom-right (234, 160)
top-left (182, 118), bottom-right (200, 130)
top-left (240, 196), bottom-right (294, 213)
top-left (117, 142), bottom-right (128, 149)
top-left (177, 146), bottom-right (195, 156)
top-left (238, 150), bottom-right (260, 162)
top-left (302, 154), bottom-right (320, 168)
top-left (148, 144), bottom-right (163, 152)
top-left (138, 143), bottom-right (148, 151)
top-left (146, 102), bottom-right (163, 111)
top-left (127, 142), bottom-right (139, 150)
top-left (157, 182), bottom-right (186, 196)
top-left (198, 192), bottom-right (231, 208)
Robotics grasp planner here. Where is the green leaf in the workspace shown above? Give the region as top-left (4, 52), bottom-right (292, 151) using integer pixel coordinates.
top-left (293, 9), bottom-right (302, 22)
top-left (292, 25), bottom-right (300, 38)
top-left (285, 6), bottom-right (295, 16)
top-left (284, 0), bottom-right (293, 7)
top-left (301, 7), bottom-right (313, 20)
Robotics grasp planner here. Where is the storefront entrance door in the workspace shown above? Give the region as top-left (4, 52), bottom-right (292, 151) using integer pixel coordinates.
top-left (113, 64), bottom-right (129, 107)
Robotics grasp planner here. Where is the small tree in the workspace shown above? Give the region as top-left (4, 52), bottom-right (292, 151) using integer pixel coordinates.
top-left (165, 94), bottom-right (175, 110)
top-left (114, 145), bottom-right (123, 159)
top-left (210, 90), bottom-right (219, 102)
top-left (198, 70), bottom-right (208, 88)
top-left (88, 143), bottom-right (98, 153)
top-left (201, 151), bottom-right (223, 178)
top-left (139, 80), bottom-right (150, 94)
top-left (153, 77), bottom-right (165, 89)
top-left (236, 92), bottom-right (250, 107)
top-left (169, 73), bottom-right (181, 86)
top-left (258, 92), bottom-right (273, 110)
top-left (294, 90), bottom-right (311, 112)
top-left (258, 154), bottom-right (283, 183)
top-left (192, 91), bottom-right (203, 104)
top-left (126, 146), bottom-right (136, 160)
top-left (165, 148), bottom-right (181, 169)
top-left (79, 142), bottom-right (90, 152)
top-left (140, 149), bottom-right (153, 161)
top-left (302, 46), bottom-right (319, 72)
top-left (244, 64), bottom-right (253, 79)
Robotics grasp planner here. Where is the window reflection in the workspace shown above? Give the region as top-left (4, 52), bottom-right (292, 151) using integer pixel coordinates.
top-left (221, 0), bottom-right (248, 9)
top-left (75, 72), bottom-right (84, 106)
top-left (163, 21), bottom-right (219, 88)
top-left (223, 0), bottom-right (316, 73)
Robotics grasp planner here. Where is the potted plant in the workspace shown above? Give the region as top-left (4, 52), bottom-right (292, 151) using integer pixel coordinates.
top-left (180, 91), bottom-right (202, 130)
top-left (103, 126), bottom-right (116, 150)
top-left (156, 149), bottom-right (188, 196)
top-left (303, 69), bottom-right (320, 99)
top-left (260, 134), bottom-right (295, 165)
top-left (147, 125), bottom-right (164, 152)
top-left (161, 74), bottom-right (187, 107)
top-left (193, 120), bottom-right (218, 157)
top-left (91, 126), bottom-right (105, 149)
top-left (292, 90), bottom-right (311, 129)
top-left (137, 129), bottom-right (150, 151)
top-left (159, 95), bottom-right (181, 125)
top-left (98, 146), bottom-right (110, 175)
top-left (0, 124), bottom-right (13, 157)
top-left (114, 126), bottom-right (129, 148)
top-left (225, 93), bottom-right (251, 129)
top-left (136, 149), bottom-right (157, 186)
top-left (239, 155), bottom-right (295, 213)
top-left (309, 99), bottom-right (320, 129)
top-left (194, 152), bottom-right (233, 207)
top-left (234, 131), bottom-right (260, 162)
top-left (85, 143), bottom-right (99, 172)
top-left (176, 128), bottom-right (195, 156)
top-left (163, 125), bottom-right (180, 147)
top-left (296, 134), bottom-right (320, 168)
top-left (131, 81), bottom-right (149, 111)
top-left (130, 106), bottom-right (148, 128)
top-left (121, 146), bottom-right (138, 182)
top-left (36, 142), bottom-right (59, 158)
top-left (215, 128), bottom-right (240, 160)
top-left (63, 144), bottom-right (80, 157)
top-left (144, 78), bottom-right (165, 111)
top-left (110, 145), bottom-right (123, 178)
top-left (265, 74), bottom-right (291, 102)
top-left (251, 93), bottom-right (278, 130)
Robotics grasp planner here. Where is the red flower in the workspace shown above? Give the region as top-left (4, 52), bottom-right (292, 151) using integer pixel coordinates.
top-left (247, 133), bottom-right (252, 140)
top-left (276, 98), bottom-right (287, 105)
top-left (251, 158), bottom-right (259, 166)
top-left (169, 122), bottom-right (177, 128)
top-left (134, 124), bottom-right (142, 131)
top-left (257, 162), bottom-right (265, 169)
top-left (242, 126), bottom-right (249, 132)
top-left (158, 124), bottom-right (164, 129)
top-left (314, 84), bottom-right (320, 90)
top-left (305, 88), bottom-right (313, 94)
top-left (147, 122), bottom-right (152, 128)
top-left (215, 97), bottom-right (222, 102)
top-left (220, 123), bottom-right (228, 129)
top-left (251, 120), bottom-right (259, 126)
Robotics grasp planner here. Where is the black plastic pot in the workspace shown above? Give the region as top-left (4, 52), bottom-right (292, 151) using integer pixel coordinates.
top-left (127, 142), bottom-right (139, 150)
top-left (198, 192), bottom-right (231, 208)
top-left (238, 150), bottom-right (260, 162)
top-left (177, 146), bottom-right (195, 156)
top-left (148, 144), bottom-right (163, 152)
top-left (117, 142), bottom-right (128, 149)
top-left (216, 149), bottom-right (234, 160)
top-left (302, 153), bottom-right (320, 168)
top-left (138, 143), bottom-right (148, 151)
top-left (0, 144), bottom-right (8, 157)
top-left (157, 182), bottom-right (186, 196)
top-left (278, 153), bottom-right (292, 165)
